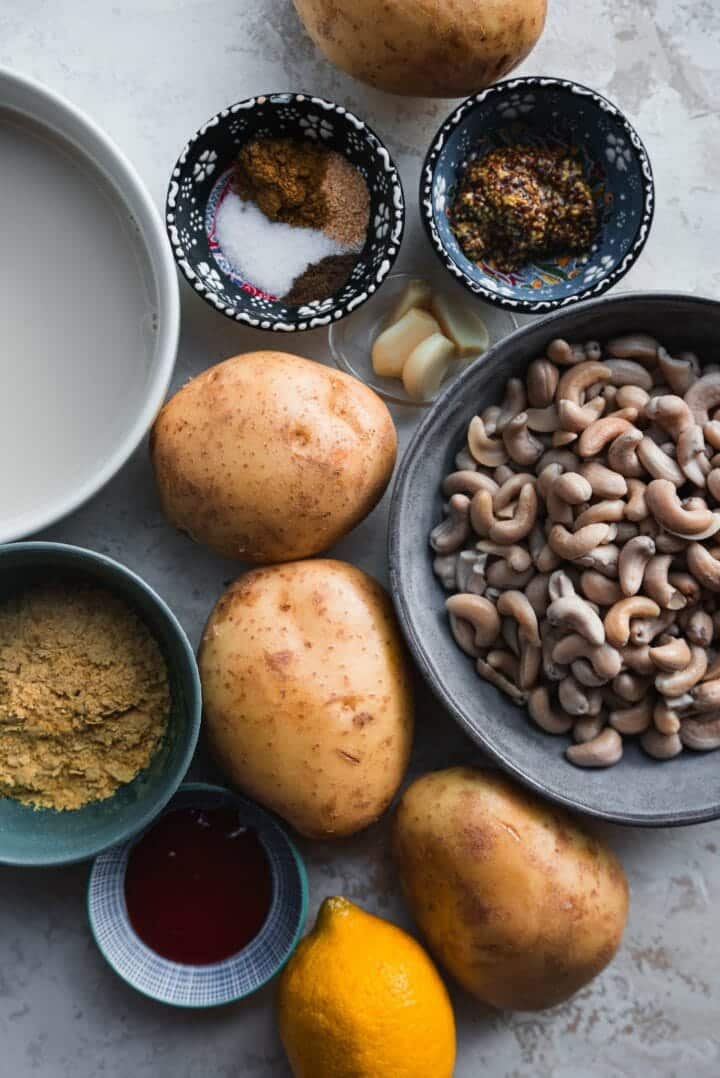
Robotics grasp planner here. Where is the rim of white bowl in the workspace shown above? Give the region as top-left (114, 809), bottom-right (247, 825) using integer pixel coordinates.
top-left (0, 68), bottom-right (180, 542)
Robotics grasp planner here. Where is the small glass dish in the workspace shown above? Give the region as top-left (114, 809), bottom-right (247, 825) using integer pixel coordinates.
top-left (328, 272), bottom-right (517, 407)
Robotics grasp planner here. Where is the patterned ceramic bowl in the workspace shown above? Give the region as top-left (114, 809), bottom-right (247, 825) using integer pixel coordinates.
top-left (166, 92), bottom-right (404, 332)
top-left (88, 783), bottom-right (308, 1007)
top-left (420, 77), bottom-right (654, 314)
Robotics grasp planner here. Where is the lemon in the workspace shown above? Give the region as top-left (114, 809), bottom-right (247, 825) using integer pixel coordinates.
top-left (277, 896), bottom-right (456, 1078)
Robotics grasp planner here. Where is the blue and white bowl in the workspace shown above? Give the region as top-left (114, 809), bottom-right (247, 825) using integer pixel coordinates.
top-left (166, 92), bottom-right (404, 332)
top-left (88, 783), bottom-right (308, 1007)
top-left (420, 77), bottom-right (655, 314)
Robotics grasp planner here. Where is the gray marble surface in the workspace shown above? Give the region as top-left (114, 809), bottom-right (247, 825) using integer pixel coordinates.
top-left (2, 1), bottom-right (720, 1074)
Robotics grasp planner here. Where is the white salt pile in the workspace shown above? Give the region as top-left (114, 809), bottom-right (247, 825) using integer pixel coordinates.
top-left (215, 191), bottom-right (350, 298)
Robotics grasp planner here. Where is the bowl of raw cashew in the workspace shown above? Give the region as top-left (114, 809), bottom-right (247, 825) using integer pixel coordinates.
top-left (389, 291), bottom-right (720, 827)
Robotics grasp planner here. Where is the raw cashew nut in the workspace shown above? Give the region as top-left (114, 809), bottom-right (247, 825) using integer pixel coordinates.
top-left (578, 415), bottom-right (634, 457)
top-left (476, 541), bottom-right (532, 573)
top-left (658, 347), bottom-right (699, 394)
top-left (547, 338), bottom-right (587, 365)
top-left (470, 485), bottom-right (538, 544)
top-left (646, 479), bottom-right (718, 537)
top-left (579, 462), bottom-right (628, 499)
top-left (637, 438), bottom-right (685, 485)
top-left (620, 644), bottom-right (656, 674)
top-left (548, 523), bottom-right (612, 560)
top-left (496, 590), bottom-right (541, 648)
top-left (430, 493), bottom-right (471, 554)
top-left (433, 553), bottom-right (458, 591)
top-left (580, 571), bottom-right (623, 606)
top-left (552, 634), bottom-right (622, 679)
top-left (641, 728), bottom-right (683, 760)
top-left (442, 471), bottom-right (499, 498)
top-left (524, 574), bottom-right (551, 618)
top-left (654, 645), bottom-right (708, 695)
top-left (576, 543), bottom-right (620, 578)
top-left (642, 554), bottom-right (686, 610)
top-left (476, 657), bottom-right (527, 705)
top-left (575, 499), bottom-right (626, 529)
top-left (557, 397), bottom-right (605, 432)
top-left (572, 714), bottom-right (607, 744)
top-left (612, 671), bottom-right (653, 703)
top-left (618, 535), bottom-right (656, 596)
top-left (527, 686), bottom-right (573, 734)
top-left (625, 478), bottom-right (648, 522)
top-left (556, 360), bottom-right (611, 404)
top-left (546, 594), bottom-right (605, 646)
top-left (680, 717), bottom-right (720, 751)
top-left (604, 596), bottom-right (661, 647)
top-left (566, 728), bottom-right (623, 768)
top-left (677, 425), bottom-right (710, 488)
top-left (552, 472), bottom-right (593, 505)
top-left (502, 412), bottom-right (544, 467)
top-left (615, 385), bottom-right (650, 412)
top-left (682, 608), bottom-right (714, 646)
top-left (685, 372), bottom-right (720, 425)
top-left (609, 697), bottom-right (653, 735)
top-left (649, 636), bottom-right (692, 671)
top-left (653, 698), bottom-right (681, 735)
top-left (559, 675), bottom-right (598, 716)
top-left (687, 542), bottom-right (720, 591)
top-left (527, 358), bottom-right (559, 408)
top-left (525, 405), bottom-right (561, 432)
top-left (606, 333), bottom-right (659, 363)
top-left (446, 594), bottom-right (501, 649)
top-left (467, 416), bottom-right (507, 467)
top-left (607, 428), bottom-right (645, 478)
top-left (605, 359), bottom-right (654, 390)
top-left (493, 473), bottom-right (536, 511)
top-left (644, 394), bottom-right (694, 439)
top-left (547, 569), bottom-right (577, 601)
top-left (495, 378), bottom-right (527, 432)
top-left (629, 608), bottom-right (677, 646)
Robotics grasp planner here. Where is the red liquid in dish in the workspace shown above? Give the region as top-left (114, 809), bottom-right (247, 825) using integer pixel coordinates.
top-left (124, 806), bottom-right (273, 965)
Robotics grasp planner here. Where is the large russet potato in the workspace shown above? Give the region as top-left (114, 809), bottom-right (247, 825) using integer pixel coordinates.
top-left (150, 351), bottom-right (396, 563)
top-left (199, 559), bottom-right (414, 839)
top-left (292, 0), bottom-right (547, 98)
top-left (392, 767), bottom-right (629, 1010)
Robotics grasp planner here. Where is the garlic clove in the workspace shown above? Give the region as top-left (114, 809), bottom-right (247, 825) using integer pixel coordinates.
top-left (431, 291), bottom-right (489, 358)
top-left (371, 307), bottom-right (440, 377)
top-left (402, 332), bottom-right (456, 402)
top-left (385, 278), bottom-right (433, 326)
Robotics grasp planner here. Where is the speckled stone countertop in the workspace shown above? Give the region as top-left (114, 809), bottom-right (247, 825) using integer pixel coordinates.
top-left (2, 1), bottom-right (720, 1075)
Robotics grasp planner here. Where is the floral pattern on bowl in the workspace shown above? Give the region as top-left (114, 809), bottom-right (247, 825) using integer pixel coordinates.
top-left (166, 92), bottom-right (405, 332)
top-left (420, 77), bottom-right (655, 313)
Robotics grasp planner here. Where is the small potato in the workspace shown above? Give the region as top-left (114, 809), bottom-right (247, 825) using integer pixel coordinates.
top-left (151, 351), bottom-right (396, 563)
top-left (393, 767), bottom-right (629, 1010)
top-left (200, 559), bottom-right (414, 839)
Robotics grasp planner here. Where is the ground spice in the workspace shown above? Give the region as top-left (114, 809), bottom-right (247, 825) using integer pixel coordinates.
top-left (283, 253), bottom-right (356, 305)
top-left (449, 145), bottom-right (596, 273)
top-left (234, 137), bottom-right (328, 228)
top-left (0, 582), bottom-right (170, 811)
top-left (320, 153), bottom-right (370, 248)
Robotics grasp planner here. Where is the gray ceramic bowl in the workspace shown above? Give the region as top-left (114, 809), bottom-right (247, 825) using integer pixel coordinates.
top-left (0, 543), bottom-right (201, 865)
top-left (389, 292), bottom-right (720, 827)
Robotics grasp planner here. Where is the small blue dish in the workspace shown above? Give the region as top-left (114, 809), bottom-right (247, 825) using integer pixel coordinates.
top-left (166, 91), bottom-right (404, 332)
top-left (420, 77), bottom-right (654, 314)
top-left (88, 783), bottom-right (308, 1008)
top-left (0, 542), bottom-right (201, 866)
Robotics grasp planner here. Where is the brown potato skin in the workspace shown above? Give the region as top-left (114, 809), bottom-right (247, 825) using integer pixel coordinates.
top-left (392, 767), bottom-right (629, 1010)
top-left (292, 0), bottom-right (547, 97)
top-left (150, 352), bottom-right (396, 563)
top-left (199, 559), bottom-right (414, 839)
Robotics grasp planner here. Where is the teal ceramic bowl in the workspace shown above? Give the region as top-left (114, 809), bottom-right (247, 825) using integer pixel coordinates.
top-left (88, 783), bottom-right (308, 1007)
top-left (0, 542), bottom-right (201, 866)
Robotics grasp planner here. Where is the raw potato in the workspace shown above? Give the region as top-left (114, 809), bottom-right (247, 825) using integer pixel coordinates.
top-left (431, 292), bottom-right (490, 357)
top-left (199, 559), bottom-right (414, 839)
top-left (292, 0), bottom-right (547, 98)
top-left (392, 767), bottom-right (629, 1010)
top-left (372, 308), bottom-right (440, 377)
top-left (402, 333), bottom-right (456, 401)
top-left (150, 351), bottom-right (396, 563)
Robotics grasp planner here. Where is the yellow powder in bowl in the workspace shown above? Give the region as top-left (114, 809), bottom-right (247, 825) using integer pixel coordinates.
top-left (0, 582), bottom-right (170, 811)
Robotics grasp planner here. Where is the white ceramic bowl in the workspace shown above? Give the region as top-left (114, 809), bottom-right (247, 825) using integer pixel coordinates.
top-left (0, 69), bottom-right (179, 541)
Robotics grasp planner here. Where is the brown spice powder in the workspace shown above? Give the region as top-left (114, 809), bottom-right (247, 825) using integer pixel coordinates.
top-left (320, 153), bottom-right (370, 248)
top-left (0, 583), bottom-right (170, 811)
top-left (283, 253), bottom-right (356, 305)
